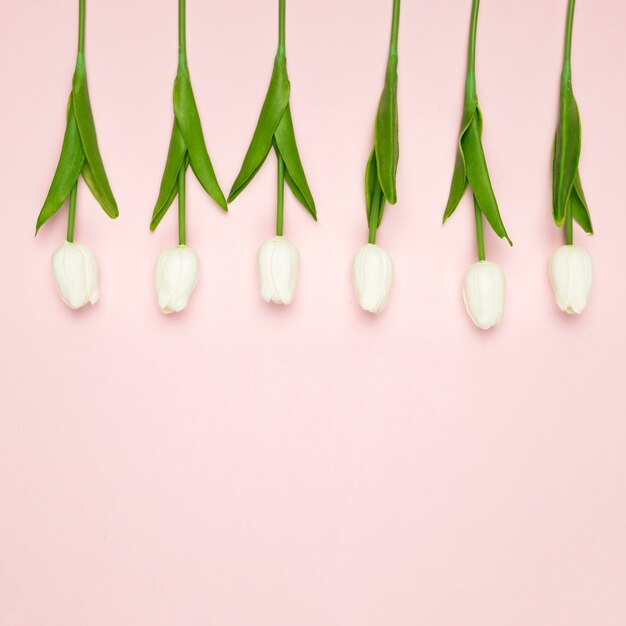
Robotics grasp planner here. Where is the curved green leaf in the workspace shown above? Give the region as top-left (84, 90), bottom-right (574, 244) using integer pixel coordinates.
top-left (228, 50), bottom-right (290, 203)
top-left (442, 99), bottom-right (477, 222)
top-left (150, 119), bottom-right (188, 231)
top-left (552, 79), bottom-right (581, 226)
top-left (462, 106), bottom-right (512, 244)
top-left (173, 69), bottom-right (227, 211)
top-left (274, 104), bottom-right (316, 220)
top-left (72, 62), bottom-right (118, 218)
top-left (365, 149), bottom-right (385, 228)
top-left (36, 95), bottom-right (85, 234)
top-left (571, 171), bottom-right (593, 234)
top-left (374, 54), bottom-right (399, 204)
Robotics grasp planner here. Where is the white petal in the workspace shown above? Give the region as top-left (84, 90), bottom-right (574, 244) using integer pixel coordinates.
top-left (549, 245), bottom-right (593, 314)
top-left (257, 236), bottom-right (299, 305)
top-left (155, 246), bottom-right (199, 314)
top-left (52, 241), bottom-right (99, 310)
top-left (462, 261), bottom-right (505, 330)
top-left (352, 244), bottom-right (394, 314)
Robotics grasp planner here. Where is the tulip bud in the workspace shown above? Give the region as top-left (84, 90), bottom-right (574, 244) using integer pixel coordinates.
top-left (549, 244), bottom-right (593, 314)
top-left (352, 243), bottom-right (394, 314)
top-left (257, 236), bottom-right (299, 305)
top-left (462, 261), bottom-right (505, 330)
top-left (155, 246), bottom-right (199, 314)
top-left (52, 241), bottom-right (100, 310)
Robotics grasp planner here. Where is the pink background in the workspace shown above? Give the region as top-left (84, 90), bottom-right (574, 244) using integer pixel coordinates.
top-left (1, 0), bottom-right (626, 624)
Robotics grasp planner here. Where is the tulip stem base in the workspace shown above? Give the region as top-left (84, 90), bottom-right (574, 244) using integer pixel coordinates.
top-left (67, 183), bottom-right (77, 243)
top-left (368, 188), bottom-right (381, 245)
top-left (276, 153), bottom-right (285, 237)
top-left (178, 166), bottom-right (186, 246)
top-left (474, 197), bottom-right (485, 261)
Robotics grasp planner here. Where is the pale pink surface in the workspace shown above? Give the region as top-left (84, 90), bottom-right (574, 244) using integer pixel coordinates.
top-left (1, 1), bottom-right (626, 624)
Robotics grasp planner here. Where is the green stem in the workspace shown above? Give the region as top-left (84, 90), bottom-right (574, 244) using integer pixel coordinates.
top-left (179, 0), bottom-right (187, 67)
top-left (368, 188), bottom-right (381, 245)
top-left (565, 203), bottom-right (573, 245)
top-left (278, 0), bottom-right (286, 49)
top-left (276, 154), bottom-right (285, 236)
top-left (77, 0), bottom-right (86, 56)
top-left (178, 166), bottom-right (186, 246)
top-left (563, 0), bottom-right (576, 246)
top-left (389, 0), bottom-right (401, 55)
top-left (466, 0), bottom-right (480, 98)
top-left (473, 196), bottom-right (485, 261)
top-left (564, 0), bottom-right (576, 65)
top-left (67, 183), bottom-right (77, 243)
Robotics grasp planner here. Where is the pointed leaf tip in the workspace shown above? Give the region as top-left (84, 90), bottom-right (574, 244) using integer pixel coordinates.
top-left (274, 106), bottom-right (316, 220)
top-left (553, 81), bottom-right (582, 227)
top-left (462, 106), bottom-right (511, 243)
top-left (35, 94), bottom-right (84, 233)
top-left (173, 70), bottom-right (228, 211)
top-left (374, 54), bottom-right (399, 205)
top-left (72, 66), bottom-right (118, 218)
top-left (229, 52), bottom-right (290, 203)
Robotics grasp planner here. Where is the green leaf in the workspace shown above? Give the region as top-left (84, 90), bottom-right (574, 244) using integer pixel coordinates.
top-left (274, 104), bottom-right (316, 220)
top-left (150, 120), bottom-right (188, 231)
top-left (552, 79), bottom-right (581, 227)
top-left (442, 100), bottom-right (477, 222)
top-left (571, 171), bottom-right (593, 234)
top-left (72, 62), bottom-right (118, 218)
top-left (228, 50), bottom-right (290, 203)
top-left (36, 94), bottom-right (85, 234)
top-left (173, 68), bottom-right (227, 211)
top-left (365, 149), bottom-right (386, 228)
top-left (374, 54), bottom-right (399, 204)
top-left (462, 106), bottom-right (512, 244)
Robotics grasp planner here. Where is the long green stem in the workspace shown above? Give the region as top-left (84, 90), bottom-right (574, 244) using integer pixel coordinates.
top-left (77, 0), bottom-right (86, 56)
top-left (275, 0), bottom-right (286, 236)
top-left (564, 0), bottom-right (575, 65)
top-left (563, 0), bottom-right (576, 246)
top-left (465, 0), bottom-right (480, 100)
top-left (178, 167), bottom-right (186, 246)
top-left (67, 183), bottom-right (77, 243)
top-left (368, 188), bottom-right (381, 245)
top-left (179, 0), bottom-right (187, 67)
top-left (389, 0), bottom-right (401, 55)
top-left (473, 196), bottom-right (485, 261)
top-left (278, 0), bottom-right (286, 49)
top-left (467, 0), bottom-right (480, 75)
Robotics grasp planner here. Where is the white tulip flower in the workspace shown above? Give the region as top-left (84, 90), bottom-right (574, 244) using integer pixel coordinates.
top-left (52, 241), bottom-right (100, 310)
top-left (352, 243), bottom-right (394, 314)
top-left (257, 236), bottom-right (299, 305)
top-left (462, 260), bottom-right (505, 330)
top-left (549, 244), bottom-right (593, 314)
top-left (155, 246), bottom-right (199, 314)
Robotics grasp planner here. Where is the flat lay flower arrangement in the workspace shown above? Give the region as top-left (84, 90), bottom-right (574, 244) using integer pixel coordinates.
top-left (37, 0), bottom-right (594, 328)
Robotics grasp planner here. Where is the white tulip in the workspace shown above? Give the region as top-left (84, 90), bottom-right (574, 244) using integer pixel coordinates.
top-left (52, 241), bottom-right (100, 310)
top-left (462, 260), bottom-right (505, 330)
top-left (257, 236), bottom-right (299, 305)
top-left (352, 243), bottom-right (394, 314)
top-left (549, 244), bottom-right (593, 314)
top-left (155, 246), bottom-right (199, 314)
